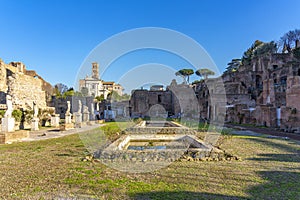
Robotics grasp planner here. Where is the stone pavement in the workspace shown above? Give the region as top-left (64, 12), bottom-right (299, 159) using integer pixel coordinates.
top-left (21, 124), bottom-right (104, 142)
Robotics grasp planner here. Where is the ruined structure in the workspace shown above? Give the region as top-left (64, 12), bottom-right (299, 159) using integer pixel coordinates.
top-left (129, 80), bottom-right (199, 119)
top-left (194, 41), bottom-right (300, 133)
top-left (130, 41), bottom-right (300, 133)
top-left (0, 59), bottom-right (53, 110)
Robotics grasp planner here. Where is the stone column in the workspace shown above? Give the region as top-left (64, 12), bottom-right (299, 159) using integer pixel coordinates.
top-left (31, 101), bottom-right (39, 131)
top-left (65, 113), bottom-right (72, 124)
top-left (51, 114), bottom-right (60, 128)
top-left (83, 105), bottom-right (90, 122)
top-left (90, 103), bottom-right (95, 121)
top-left (74, 112), bottom-right (82, 128)
top-left (2, 95), bottom-right (15, 132)
top-left (73, 100), bottom-right (82, 128)
top-left (1, 117), bottom-right (15, 132)
top-left (31, 118), bottom-right (39, 131)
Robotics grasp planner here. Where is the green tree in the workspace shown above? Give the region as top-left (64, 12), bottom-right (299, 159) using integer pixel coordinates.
top-left (175, 69), bottom-right (194, 84)
top-left (242, 40), bottom-right (264, 65)
top-left (95, 94), bottom-right (105, 102)
top-left (253, 41), bottom-right (277, 57)
top-left (226, 58), bottom-right (241, 73)
top-left (62, 88), bottom-right (75, 98)
top-left (195, 68), bottom-right (215, 80)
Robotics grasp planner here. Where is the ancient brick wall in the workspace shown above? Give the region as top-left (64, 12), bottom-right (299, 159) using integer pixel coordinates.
top-left (0, 60), bottom-right (52, 110)
top-left (0, 60), bottom-right (7, 104)
top-left (8, 72), bottom-right (47, 109)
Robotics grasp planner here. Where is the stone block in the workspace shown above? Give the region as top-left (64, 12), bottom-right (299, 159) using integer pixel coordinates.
top-left (1, 117), bottom-right (15, 132)
top-left (51, 115), bottom-right (60, 127)
top-left (60, 123), bottom-right (74, 131)
top-left (83, 112), bottom-right (89, 122)
top-left (65, 114), bottom-right (72, 124)
top-left (31, 118), bottom-right (39, 131)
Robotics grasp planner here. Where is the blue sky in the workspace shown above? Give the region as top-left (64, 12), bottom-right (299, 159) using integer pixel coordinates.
top-left (1, 0), bottom-right (300, 93)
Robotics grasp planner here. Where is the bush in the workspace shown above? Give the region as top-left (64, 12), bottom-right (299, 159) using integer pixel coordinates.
top-left (12, 109), bottom-right (23, 122)
top-left (0, 110), bottom-right (5, 118)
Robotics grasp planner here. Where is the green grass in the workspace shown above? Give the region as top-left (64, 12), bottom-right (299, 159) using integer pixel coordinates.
top-left (0, 125), bottom-right (299, 199)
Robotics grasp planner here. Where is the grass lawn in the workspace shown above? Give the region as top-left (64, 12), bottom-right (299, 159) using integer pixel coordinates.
top-left (0, 122), bottom-right (299, 199)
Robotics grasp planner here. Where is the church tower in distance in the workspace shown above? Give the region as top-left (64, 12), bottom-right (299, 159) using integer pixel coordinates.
top-left (92, 62), bottom-right (99, 80)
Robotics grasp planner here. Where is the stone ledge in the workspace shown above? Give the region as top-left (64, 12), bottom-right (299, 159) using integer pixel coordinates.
top-left (0, 130), bottom-right (29, 144)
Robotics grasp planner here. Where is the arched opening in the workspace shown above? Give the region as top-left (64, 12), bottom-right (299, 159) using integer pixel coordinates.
top-left (256, 75), bottom-right (262, 89)
top-left (273, 73), bottom-right (277, 84)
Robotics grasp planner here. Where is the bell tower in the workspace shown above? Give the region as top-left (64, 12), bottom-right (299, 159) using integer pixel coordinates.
top-left (92, 62), bottom-right (99, 79)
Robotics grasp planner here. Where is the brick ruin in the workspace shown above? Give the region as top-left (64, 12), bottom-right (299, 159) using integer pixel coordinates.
top-left (219, 53), bottom-right (300, 132)
top-left (0, 59), bottom-right (53, 110)
top-left (130, 45), bottom-right (300, 133)
top-left (129, 81), bottom-right (200, 119)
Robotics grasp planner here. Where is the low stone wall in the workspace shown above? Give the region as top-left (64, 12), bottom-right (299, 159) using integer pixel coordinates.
top-left (0, 130), bottom-right (29, 144)
top-left (94, 146), bottom-right (237, 163)
top-left (93, 134), bottom-right (238, 163)
top-left (126, 127), bottom-right (195, 134)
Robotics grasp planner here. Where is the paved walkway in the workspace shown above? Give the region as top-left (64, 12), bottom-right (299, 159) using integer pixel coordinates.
top-left (21, 124), bottom-right (104, 142)
top-left (225, 123), bottom-right (300, 141)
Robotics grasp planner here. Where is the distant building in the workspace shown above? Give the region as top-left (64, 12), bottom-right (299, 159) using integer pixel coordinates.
top-left (129, 80), bottom-right (199, 118)
top-left (103, 81), bottom-right (123, 96)
top-left (150, 85), bottom-right (164, 91)
top-left (78, 62), bottom-right (123, 99)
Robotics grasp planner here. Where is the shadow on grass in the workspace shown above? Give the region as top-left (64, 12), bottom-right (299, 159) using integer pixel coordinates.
top-left (244, 138), bottom-right (300, 198)
top-left (133, 191), bottom-right (245, 200)
top-left (132, 170), bottom-right (300, 200)
top-left (247, 171), bottom-right (300, 199)
top-left (132, 136), bottom-right (300, 199)
top-left (245, 137), bottom-right (300, 164)
top-left (247, 137), bottom-right (300, 155)
top-left (248, 153), bottom-right (300, 162)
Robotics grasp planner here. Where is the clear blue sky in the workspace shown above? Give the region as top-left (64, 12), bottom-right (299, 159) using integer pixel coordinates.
top-left (1, 0), bottom-right (300, 92)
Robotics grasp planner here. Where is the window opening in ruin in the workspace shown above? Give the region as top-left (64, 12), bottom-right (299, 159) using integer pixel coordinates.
top-left (280, 76), bottom-right (287, 85)
top-left (158, 94), bottom-right (162, 103)
top-left (273, 65), bottom-right (278, 70)
top-left (256, 75), bottom-right (262, 89)
top-left (273, 73), bottom-right (277, 84)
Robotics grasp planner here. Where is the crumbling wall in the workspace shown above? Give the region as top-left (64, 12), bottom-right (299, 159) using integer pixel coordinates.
top-left (281, 76), bottom-right (300, 132)
top-left (0, 60), bottom-right (7, 104)
top-left (7, 71), bottom-right (47, 109)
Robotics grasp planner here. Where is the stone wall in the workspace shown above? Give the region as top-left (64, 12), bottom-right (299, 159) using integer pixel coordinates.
top-left (194, 51), bottom-right (300, 131)
top-left (0, 59), bottom-right (52, 110)
top-left (0, 60), bottom-right (7, 104)
top-left (130, 89), bottom-right (173, 117)
top-left (281, 76), bottom-right (300, 132)
top-left (8, 72), bottom-right (47, 109)
top-left (0, 130), bottom-right (29, 144)
top-left (130, 83), bottom-right (200, 119)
